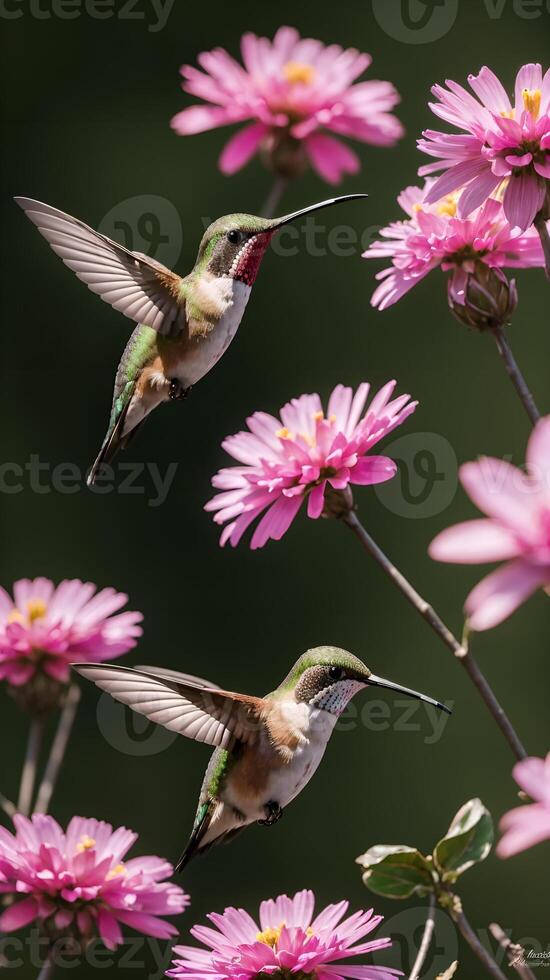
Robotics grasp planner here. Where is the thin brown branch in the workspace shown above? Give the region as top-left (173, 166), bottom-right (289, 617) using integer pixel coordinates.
top-left (343, 510), bottom-right (527, 761)
top-left (35, 684), bottom-right (81, 814)
top-left (534, 212), bottom-right (550, 281)
top-left (491, 325), bottom-right (541, 426)
top-left (409, 893), bottom-right (436, 979)
top-left (454, 909), bottom-right (508, 980)
top-left (489, 923), bottom-right (538, 980)
top-left (17, 718), bottom-right (43, 816)
top-left (261, 176), bottom-right (288, 218)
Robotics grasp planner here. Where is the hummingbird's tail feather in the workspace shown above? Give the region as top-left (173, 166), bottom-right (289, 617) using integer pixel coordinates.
top-left (87, 401), bottom-right (146, 486)
top-left (175, 803), bottom-right (214, 872)
top-left (175, 801), bottom-right (249, 872)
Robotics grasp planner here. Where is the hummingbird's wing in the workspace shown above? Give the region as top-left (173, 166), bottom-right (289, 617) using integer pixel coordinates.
top-left (72, 663), bottom-right (264, 749)
top-left (15, 197), bottom-right (186, 337)
top-left (134, 665), bottom-right (221, 690)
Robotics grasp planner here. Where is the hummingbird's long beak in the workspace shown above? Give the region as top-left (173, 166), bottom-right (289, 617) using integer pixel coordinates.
top-left (366, 674), bottom-right (452, 714)
top-left (270, 194), bottom-right (368, 229)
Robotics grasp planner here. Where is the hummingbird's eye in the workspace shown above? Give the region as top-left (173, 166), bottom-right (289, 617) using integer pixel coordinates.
top-left (227, 229), bottom-right (241, 245)
top-left (329, 666), bottom-right (344, 681)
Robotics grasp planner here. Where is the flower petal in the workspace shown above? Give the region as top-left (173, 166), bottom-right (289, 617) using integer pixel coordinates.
top-left (429, 519), bottom-right (521, 564)
top-left (465, 559), bottom-right (546, 630)
top-left (305, 134), bottom-right (360, 185)
top-left (219, 123), bottom-right (268, 174)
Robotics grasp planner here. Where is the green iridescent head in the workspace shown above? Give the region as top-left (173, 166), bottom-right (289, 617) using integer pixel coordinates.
top-left (194, 194), bottom-right (368, 283)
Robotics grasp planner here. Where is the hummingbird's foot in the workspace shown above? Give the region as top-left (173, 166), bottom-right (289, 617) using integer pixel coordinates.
top-left (169, 379), bottom-right (192, 402)
top-left (258, 801), bottom-right (283, 827)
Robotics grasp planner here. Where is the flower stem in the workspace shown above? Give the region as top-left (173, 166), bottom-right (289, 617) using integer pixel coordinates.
top-left (0, 791), bottom-right (16, 819)
top-left (37, 952), bottom-right (56, 980)
top-left (453, 909), bottom-right (508, 980)
top-left (17, 718), bottom-right (43, 816)
top-left (261, 176), bottom-right (289, 218)
top-left (35, 684), bottom-right (81, 814)
top-left (534, 212), bottom-right (550, 281)
top-left (490, 325), bottom-right (541, 426)
top-left (409, 893), bottom-right (436, 979)
top-left (342, 509), bottom-right (527, 761)
top-left (489, 923), bottom-right (538, 980)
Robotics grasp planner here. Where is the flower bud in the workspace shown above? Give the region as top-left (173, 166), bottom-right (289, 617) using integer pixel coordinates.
top-left (322, 485), bottom-right (354, 520)
top-left (447, 264), bottom-right (517, 332)
top-left (260, 132), bottom-right (309, 179)
top-left (7, 670), bottom-right (67, 716)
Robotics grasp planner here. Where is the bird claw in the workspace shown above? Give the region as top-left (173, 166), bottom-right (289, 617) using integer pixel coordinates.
top-left (258, 801), bottom-right (283, 827)
top-left (169, 379), bottom-right (192, 401)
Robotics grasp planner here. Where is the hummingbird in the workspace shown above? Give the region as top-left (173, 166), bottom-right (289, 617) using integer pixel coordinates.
top-left (73, 647), bottom-right (450, 870)
top-left (15, 194), bottom-right (367, 485)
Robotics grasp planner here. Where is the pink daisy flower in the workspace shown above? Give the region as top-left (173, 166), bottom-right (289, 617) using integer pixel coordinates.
top-left (418, 63), bottom-right (550, 231)
top-left (205, 381), bottom-right (417, 549)
top-left (0, 577), bottom-right (142, 688)
top-left (364, 181), bottom-right (544, 310)
top-left (167, 888), bottom-right (400, 980)
top-left (429, 416), bottom-right (550, 630)
top-left (171, 26), bottom-right (404, 184)
top-left (0, 814), bottom-right (189, 950)
top-left (497, 752), bottom-right (550, 858)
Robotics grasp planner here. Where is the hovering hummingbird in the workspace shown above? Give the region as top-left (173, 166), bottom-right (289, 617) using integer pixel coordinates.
top-left (15, 194), bottom-right (367, 484)
top-left (73, 647), bottom-right (450, 870)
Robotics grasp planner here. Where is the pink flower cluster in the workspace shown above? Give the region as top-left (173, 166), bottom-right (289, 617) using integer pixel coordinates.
top-left (206, 381), bottom-right (416, 549)
top-left (365, 181), bottom-right (543, 310)
top-left (168, 888), bottom-right (400, 980)
top-left (430, 417), bottom-right (550, 630)
top-left (0, 578), bottom-right (142, 687)
top-left (172, 26), bottom-right (403, 183)
top-left (498, 752), bottom-right (550, 858)
top-left (0, 814), bottom-right (188, 949)
top-left (418, 63), bottom-right (550, 230)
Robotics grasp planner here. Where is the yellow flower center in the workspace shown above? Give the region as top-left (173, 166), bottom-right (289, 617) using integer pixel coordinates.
top-left (275, 412), bottom-right (337, 449)
top-left (7, 609), bottom-right (24, 625)
top-left (256, 924), bottom-right (314, 947)
top-left (27, 599), bottom-right (48, 622)
top-left (500, 109), bottom-right (515, 119)
top-left (437, 193), bottom-right (459, 218)
top-left (106, 863), bottom-right (126, 879)
top-left (76, 835), bottom-right (96, 852)
top-left (522, 87), bottom-right (541, 118)
top-left (257, 925), bottom-right (283, 947)
top-left (282, 61), bottom-right (316, 86)
top-left (7, 598), bottom-right (47, 625)
top-left (413, 203), bottom-right (423, 213)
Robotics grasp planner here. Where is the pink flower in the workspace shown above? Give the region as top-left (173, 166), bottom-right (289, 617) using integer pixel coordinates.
top-left (0, 814), bottom-right (188, 949)
top-left (171, 26), bottom-right (403, 183)
top-left (429, 417), bottom-right (550, 630)
top-left (206, 381), bottom-right (417, 549)
top-left (497, 753), bottom-right (550, 858)
top-left (0, 578), bottom-right (142, 687)
top-left (365, 181), bottom-right (544, 310)
top-left (167, 888), bottom-right (400, 980)
top-left (418, 64), bottom-right (550, 230)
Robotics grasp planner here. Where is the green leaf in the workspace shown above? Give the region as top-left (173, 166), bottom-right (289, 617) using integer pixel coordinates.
top-left (433, 798), bottom-right (494, 881)
top-left (356, 844), bottom-right (435, 900)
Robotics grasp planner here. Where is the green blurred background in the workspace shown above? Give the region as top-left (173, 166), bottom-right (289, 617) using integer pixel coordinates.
top-left (2, 2), bottom-right (549, 977)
